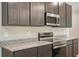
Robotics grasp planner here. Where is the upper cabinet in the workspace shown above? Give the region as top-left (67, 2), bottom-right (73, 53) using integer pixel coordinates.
top-left (2, 2), bottom-right (45, 26)
top-left (31, 2), bottom-right (45, 26)
top-left (66, 3), bottom-right (72, 27)
top-left (59, 2), bottom-right (66, 27)
top-left (59, 2), bottom-right (72, 27)
top-left (46, 2), bottom-right (72, 27)
top-left (19, 2), bottom-right (30, 26)
top-left (46, 2), bottom-right (59, 14)
top-left (2, 2), bottom-right (72, 27)
top-left (2, 2), bottom-right (30, 26)
top-left (8, 3), bottom-right (20, 25)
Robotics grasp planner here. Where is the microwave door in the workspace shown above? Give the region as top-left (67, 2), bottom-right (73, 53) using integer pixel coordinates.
top-left (46, 17), bottom-right (57, 26)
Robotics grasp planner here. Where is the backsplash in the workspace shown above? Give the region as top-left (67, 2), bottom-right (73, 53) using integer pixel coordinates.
top-left (0, 26), bottom-right (68, 41)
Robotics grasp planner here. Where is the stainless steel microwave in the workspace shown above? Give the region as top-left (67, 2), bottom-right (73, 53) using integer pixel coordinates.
top-left (46, 12), bottom-right (60, 26)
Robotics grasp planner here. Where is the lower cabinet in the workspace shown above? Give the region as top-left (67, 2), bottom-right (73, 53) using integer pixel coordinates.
top-left (38, 44), bottom-right (52, 57)
top-left (58, 46), bottom-right (66, 57)
top-left (14, 48), bottom-right (37, 57)
top-left (72, 39), bottom-right (78, 57)
top-left (66, 39), bottom-right (78, 57)
top-left (66, 44), bottom-right (73, 57)
top-left (2, 44), bottom-right (53, 57)
top-left (2, 47), bottom-right (38, 57)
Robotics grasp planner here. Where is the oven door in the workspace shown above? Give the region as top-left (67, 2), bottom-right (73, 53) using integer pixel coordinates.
top-left (53, 46), bottom-right (66, 57)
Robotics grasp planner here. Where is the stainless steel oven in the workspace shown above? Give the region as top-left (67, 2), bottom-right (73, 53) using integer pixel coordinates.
top-left (38, 32), bottom-right (67, 57)
top-left (46, 12), bottom-right (60, 26)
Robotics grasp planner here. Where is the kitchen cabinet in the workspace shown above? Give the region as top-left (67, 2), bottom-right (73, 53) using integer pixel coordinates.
top-left (59, 2), bottom-right (66, 27)
top-left (38, 44), bottom-right (52, 57)
top-left (14, 48), bottom-right (37, 57)
top-left (58, 46), bottom-right (66, 57)
top-left (72, 39), bottom-right (78, 57)
top-left (2, 2), bottom-right (72, 27)
top-left (7, 2), bottom-right (20, 25)
top-left (2, 2), bottom-right (19, 25)
top-left (46, 2), bottom-right (59, 14)
top-left (66, 40), bottom-right (73, 57)
top-left (66, 39), bottom-right (78, 57)
top-left (59, 2), bottom-right (72, 27)
top-left (2, 2), bottom-right (30, 26)
top-left (2, 44), bottom-right (52, 57)
top-left (31, 2), bottom-right (45, 26)
top-left (66, 3), bottom-right (72, 27)
top-left (19, 2), bottom-right (29, 26)
top-left (46, 2), bottom-right (72, 27)
top-left (2, 47), bottom-right (37, 57)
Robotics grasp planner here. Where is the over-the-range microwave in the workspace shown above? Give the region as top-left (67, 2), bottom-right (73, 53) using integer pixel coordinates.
top-left (46, 12), bottom-right (60, 27)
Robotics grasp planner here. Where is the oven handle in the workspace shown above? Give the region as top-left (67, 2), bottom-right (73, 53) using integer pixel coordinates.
top-left (53, 44), bottom-right (66, 49)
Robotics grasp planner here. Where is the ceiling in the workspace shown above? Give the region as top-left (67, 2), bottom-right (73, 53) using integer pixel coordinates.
top-left (67, 2), bottom-right (79, 11)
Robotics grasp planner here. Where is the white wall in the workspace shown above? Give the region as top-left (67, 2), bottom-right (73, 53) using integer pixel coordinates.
top-left (69, 11), bottom-right (79, 55)
top-left (69, 11), bottom-right (79, 38)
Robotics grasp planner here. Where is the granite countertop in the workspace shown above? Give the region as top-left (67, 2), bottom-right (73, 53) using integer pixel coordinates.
top-left (0, 36), bottom-right (78, 52)
top-left (53, 36), bottom-right (78, 41)
top-left (0, 40), bottom-right (53, 52)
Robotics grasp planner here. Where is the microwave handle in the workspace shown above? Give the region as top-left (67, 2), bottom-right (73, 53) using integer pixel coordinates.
top-left (56, 17), bottom-right (59, 24)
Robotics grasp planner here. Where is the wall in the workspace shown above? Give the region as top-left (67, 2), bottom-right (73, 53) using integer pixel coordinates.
top-left (69, 11), bottom-right (79, 38)
top-left (69, 11), bottom-right (79, 55)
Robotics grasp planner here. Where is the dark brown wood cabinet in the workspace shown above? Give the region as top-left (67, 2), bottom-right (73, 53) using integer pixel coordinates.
top-left (14, 47), bottom-right (37, 57)
top-left (8, 2), bottom-right (20, 25)
top-left (2, 47), bottom-right (37, 57)
top-left (19, 2), bottom-right (30, 26)
top-left (59, 2), bottom-right (72, 27)
top-left (2, 2), bottom-right (30, 26)
top-left (58, 46), bottom-right (66, 57)
top-left (2, 2), bottom-right (72, 27)
top-left (59, 2), bottom-right (66, 27)
top-left (66, 39), bottom-right (78, 57)
top-left (66, 40), bottom-right (73, 57)
top-left (66, 44), bottom-right (73, 57)
top-left (2, 44), bottom-right (52, 57)
top-left (46, 2), bottom-right (59, 14)
top-left (46, 2), bottom-right (72, 27)
top-left (66, 3), bottom-right (72, 27)
top-left (31, 2), bottom-right (45, 26)
top-left (38, 44), bottom-right (52, 57)
top-left (72, 39), bottom-right (78, 57)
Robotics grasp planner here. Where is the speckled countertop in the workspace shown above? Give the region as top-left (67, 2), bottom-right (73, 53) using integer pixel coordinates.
top-left (0, 40), bottom-right (53, 52)
top-left (0, 36), bottom-right (78, 52)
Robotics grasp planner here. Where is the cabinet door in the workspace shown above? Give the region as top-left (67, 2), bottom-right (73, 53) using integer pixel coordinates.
top-left (46, 2), bottom-right (59, 14)
top-left (8, 2), bottom-right (19, 25)
top-left (66, 4), bottom-right (72, 27)
top-left (14, 47), bottom-right (37, 57)
top-left (19, 2), bottom-right (29, 26)
top-left (59, 46), bottom-right (66, 57)
top-left (38, 44), bottom-right (52, 57)
top-left (66, 45), bottom-right (73, 57)
top-left (31, 2), bottom-right (45, 26)
top-left (72, 39), bottom-right (78, 57)
top-left (59, 2), bottom-right (66, 27)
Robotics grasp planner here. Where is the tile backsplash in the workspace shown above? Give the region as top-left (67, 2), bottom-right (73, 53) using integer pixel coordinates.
top-left (0, 26), bottom-right (68, 41)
